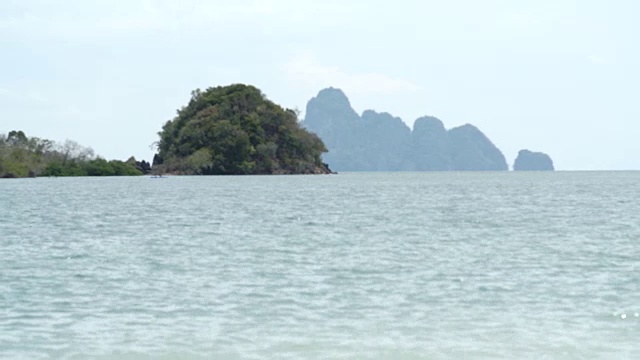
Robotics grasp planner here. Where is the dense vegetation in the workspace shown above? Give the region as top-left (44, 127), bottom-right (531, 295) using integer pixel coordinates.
top-left (153, 84), bottom-right (331, 175)
top-left (0, 130), bottom-right (145, 178)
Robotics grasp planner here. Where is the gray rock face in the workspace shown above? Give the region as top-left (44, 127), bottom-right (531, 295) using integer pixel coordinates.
top-left (361, 110), bottom-right (412, 171)
top-left (448, 124), bottom-right (508, 171)
top-left (411, 116), bottom-right (451, 171)
top-left (303, 87), bottom-right (509, 172)
top-left (513, 150), bottom-right (554, 171)
top-left (304, 88), bottom-right (362, 171)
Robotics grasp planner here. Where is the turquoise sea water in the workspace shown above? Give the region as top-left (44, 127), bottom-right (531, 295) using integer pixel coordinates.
top-left (1, 172), bottom-right (639, 359)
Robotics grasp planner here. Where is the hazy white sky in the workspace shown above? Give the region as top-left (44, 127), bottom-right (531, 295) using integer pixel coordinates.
top-left (1, 0), bottom-right (638, 170)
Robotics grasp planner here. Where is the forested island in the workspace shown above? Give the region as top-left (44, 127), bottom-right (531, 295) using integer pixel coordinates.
top-left (0, 130), bottom-right (147, 178)
top-left (1, 85), bottom-right (331, 178)
top-left (1, 84), bottom-right (555, 178)
top-left (152, 84), bottom-right (331, 175)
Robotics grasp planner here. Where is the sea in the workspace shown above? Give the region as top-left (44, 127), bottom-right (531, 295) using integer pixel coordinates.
top-left (1, 172), bottom-right (638, 359)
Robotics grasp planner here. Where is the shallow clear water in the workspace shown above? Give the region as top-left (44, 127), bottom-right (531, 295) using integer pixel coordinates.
top-left (1, 172), bottom-right (639, 359)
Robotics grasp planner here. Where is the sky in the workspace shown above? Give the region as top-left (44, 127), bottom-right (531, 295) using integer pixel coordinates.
top-left (1, 0), bottom-right (638, 170)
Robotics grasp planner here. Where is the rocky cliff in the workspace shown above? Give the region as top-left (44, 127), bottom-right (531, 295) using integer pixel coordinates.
top-left (513, 150), bottom-right (554, 171)
top-left (303, 88), bottom-right (509, 172)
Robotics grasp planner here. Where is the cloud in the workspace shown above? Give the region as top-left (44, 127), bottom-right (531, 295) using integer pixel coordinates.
top-left (0, 0), bottom-right (363, 40)
top-left (587, 55), bottom-right (608, 65)
top-left (0, 87), bottom-right (81, 118)
top-left (1, 2), bottom-right (248, 37)
top-left (68, 106), bottom-right (82, 117)
top-left (28, 91), bottom-right (50, 104)
top-left (282, 52), bottom-right (422, 95)
top-left (0, 88), bottom-right (49, 103)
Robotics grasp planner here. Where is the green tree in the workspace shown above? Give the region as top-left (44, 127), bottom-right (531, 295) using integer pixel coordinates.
top-left (154, 84), bottom-right (331, 175)
top-left (1, 131), bottom-right (145, 178)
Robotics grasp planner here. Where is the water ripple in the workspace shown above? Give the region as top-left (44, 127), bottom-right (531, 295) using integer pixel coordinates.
top-left (1, 172), bottom-right (639, 359)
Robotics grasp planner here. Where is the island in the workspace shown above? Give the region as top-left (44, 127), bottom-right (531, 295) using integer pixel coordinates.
top-left (513, 150), bottom-right (555, 171)
top-left (0, 130), bottom-right (145, 178)
top-left (2, 84), bottom-right (555, 178)
top-left (303, 87), bottom-right (508, 172)
top-left (152, 84), bottom-right (332, 175)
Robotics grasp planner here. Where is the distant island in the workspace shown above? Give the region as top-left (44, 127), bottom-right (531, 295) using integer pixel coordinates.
top-left (152, 84), bottom-right (331, 175)
top-left (303, 87), bottom-right (553, 172)
top-left (514, 150), bottom-right (555, 171)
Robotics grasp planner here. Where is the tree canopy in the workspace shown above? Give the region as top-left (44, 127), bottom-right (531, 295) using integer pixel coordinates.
top-left (153, 84), bottom-right (331, 175)
top-left (0, 131), bottom-right (144, 178)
